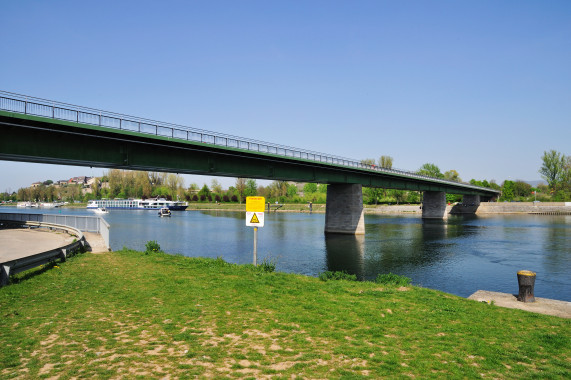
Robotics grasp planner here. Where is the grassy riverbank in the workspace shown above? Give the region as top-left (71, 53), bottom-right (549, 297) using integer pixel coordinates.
top-left (1, 250), bottom-right (569, 378)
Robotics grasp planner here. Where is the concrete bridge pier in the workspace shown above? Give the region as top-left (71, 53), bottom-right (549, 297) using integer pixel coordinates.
top-left (325, 184), bottom-right (365, 235)
top-left (422, 191), bottom-right (447, 219)
top-left (450, 194), bottom-right (481, 214)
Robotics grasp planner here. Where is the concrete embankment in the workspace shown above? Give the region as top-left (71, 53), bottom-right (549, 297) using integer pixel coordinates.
top-left (476, 202), bottom-right (571, 214)
top-left (365, 202), bottom-right (571, 215)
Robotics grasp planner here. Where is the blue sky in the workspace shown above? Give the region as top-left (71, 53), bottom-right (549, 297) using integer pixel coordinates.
top-left (1, 1), bottom-right (570, 192)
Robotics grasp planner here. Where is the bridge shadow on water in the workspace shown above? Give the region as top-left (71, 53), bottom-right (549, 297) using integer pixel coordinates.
top-left (324, 216), bottom-right (481, 281)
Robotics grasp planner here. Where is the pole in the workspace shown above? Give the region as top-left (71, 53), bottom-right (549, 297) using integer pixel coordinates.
top-left (253, 227), bottom-right (258, 266)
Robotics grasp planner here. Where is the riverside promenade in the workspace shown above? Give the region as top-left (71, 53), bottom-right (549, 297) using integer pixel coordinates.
top-left (0, 228), bottom-right (75, 262)
top-left (0, 228), bottom-right (108, 264)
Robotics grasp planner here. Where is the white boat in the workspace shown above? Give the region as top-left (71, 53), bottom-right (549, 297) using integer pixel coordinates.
top-left (17, 202), bottom-right (31, 208)
top-left (158, 207), bottom-right (171, 217)
top-left (93, 207), bottom-right (109, 214)
top-left (86, 197), bottom-right (188, 211)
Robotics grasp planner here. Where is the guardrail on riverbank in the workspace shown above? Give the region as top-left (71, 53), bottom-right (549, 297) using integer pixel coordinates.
top-left (0, 213), bottom-right (110, 249)
top-left (0, 220), bottom-right (85, 286)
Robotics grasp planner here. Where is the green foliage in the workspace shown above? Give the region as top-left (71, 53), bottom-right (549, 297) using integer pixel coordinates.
top-left (360, 158), bottom-right (376, 166)
top-left (500, 180), bottom-right (515, 201)
top-left (144, 240), bottom-right (162, 255)
top-left (303, 183), bottom-right (318, 194)
top-left (539, 150), bottom-right (567, 189)
top-left (318, 271), bottom-right (357, 282)
top-left (417, 163), bottom-right (444, 179)
top-left (513, 181), bottom-right (532, 198)
top-left (378, 155), bottom-right (393, 169)
top-left (286, 184), bottom-right (298, 197)
top-left (443, 169), bottom-right (461, 182)
top-left (257, 257), bottom-right (276, 273)
top-left (375, 272), bottom-right (412, 286)
top-left (244, 179), bottom-right (258, 197)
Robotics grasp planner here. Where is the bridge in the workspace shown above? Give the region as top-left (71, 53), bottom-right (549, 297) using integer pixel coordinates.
top-left (0, 91), bottom-right (500, 234)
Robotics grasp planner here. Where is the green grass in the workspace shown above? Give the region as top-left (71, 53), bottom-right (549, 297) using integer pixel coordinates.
top-left (1, 250), bottom-right (569, 378)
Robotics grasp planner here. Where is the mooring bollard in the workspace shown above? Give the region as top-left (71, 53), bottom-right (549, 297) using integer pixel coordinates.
top-left (517, 270), bottom-right (536, 302)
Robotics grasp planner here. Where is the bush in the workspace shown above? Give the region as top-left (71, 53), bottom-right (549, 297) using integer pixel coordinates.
top-left (192, 195), bottom-right (198, 202)
top-left (318, 271), bottom-right (357, 282)
top-left (258, 257), bottom-right (276, 273)
top-left (375, 272), bottom-right (411, 286)
top-left (145, 240), bottom-right (161, 255)
top-left (222, 195), bottom-right (230, 202)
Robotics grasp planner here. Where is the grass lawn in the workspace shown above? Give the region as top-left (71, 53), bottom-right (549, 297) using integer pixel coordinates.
top-left (1, 250), bottom-right (569, 379)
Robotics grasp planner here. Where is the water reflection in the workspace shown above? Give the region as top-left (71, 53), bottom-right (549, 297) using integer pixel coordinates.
top-left (325, 234), bottom-right (365, 279)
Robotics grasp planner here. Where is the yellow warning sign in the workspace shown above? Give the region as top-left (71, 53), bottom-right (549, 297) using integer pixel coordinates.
top-left (246, 196), bottom-right (266, 212)
top-left (246, 211), bottom-right (264, 227)
top-left (250, 213), bottom-right (260, 224)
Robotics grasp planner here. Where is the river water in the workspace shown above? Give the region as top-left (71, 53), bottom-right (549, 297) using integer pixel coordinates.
top-left (4, 207), bottom-right (570, 301)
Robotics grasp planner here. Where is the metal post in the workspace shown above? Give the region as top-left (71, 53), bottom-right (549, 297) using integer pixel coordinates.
top-left (253, 227), bottom-right (258, 266)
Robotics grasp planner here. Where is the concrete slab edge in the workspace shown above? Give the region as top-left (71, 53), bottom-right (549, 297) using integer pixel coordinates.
top-left (468, 290), bottom-right (571, 319)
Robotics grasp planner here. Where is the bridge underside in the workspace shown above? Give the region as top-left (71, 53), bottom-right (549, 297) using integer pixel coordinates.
top-left (0, 111), bottom-right (497, 197)
top-left (1, 111), bottom-right (498, 234)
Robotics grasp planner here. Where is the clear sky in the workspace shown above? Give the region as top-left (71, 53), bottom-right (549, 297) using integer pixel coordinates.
top-left (1, 0), bottom-right (570, 192)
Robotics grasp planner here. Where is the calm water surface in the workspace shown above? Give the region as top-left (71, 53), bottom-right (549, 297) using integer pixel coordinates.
top-left (5, 208), bottom-right (570, 301)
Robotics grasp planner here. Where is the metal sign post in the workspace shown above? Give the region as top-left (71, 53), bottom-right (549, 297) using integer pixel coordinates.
top-left (253, 227), bottom-right (258, 266)
top-left (246, 197), bottom-right (265, 266)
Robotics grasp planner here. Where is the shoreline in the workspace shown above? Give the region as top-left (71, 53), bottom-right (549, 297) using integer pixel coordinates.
top-left (2, 202), bottom-right (570, 215)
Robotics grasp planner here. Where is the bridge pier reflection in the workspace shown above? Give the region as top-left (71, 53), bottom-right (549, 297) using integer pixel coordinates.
top-left (325, 234), bottom-right (366, 279)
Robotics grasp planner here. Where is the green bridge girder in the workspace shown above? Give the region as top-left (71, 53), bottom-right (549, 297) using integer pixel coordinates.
top-left (0, 111), bottom-right (499, 198)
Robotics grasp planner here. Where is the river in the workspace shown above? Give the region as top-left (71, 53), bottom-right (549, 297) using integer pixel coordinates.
top-left (3, 207), bottom-right (570, 301)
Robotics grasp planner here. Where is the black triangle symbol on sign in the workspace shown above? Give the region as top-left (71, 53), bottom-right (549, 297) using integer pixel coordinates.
top-left (250, 213), bottom-right (260, 223)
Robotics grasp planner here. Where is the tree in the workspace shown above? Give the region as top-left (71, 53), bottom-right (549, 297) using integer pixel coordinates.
top-left (211, 179), bottom-right (223, 195)
top-left (286, 184), bottom-right (298, 198)
top-left (303, 183), bottom-right (318, 194)
top-left (198, 184), bottom-right (211, 199)
top-left (501, 180), bottom-right (515, 201)
top-left (363, 187), bottom-right (382, 205)
top-left (244, 179), bottom-right (257, 197)
top-left (539, 150), bottom-right (566, 189)
top-left (361, 158), bottom-right (376, 166)
top-left (235, 178), bottom-right (246, 203)
top-left (166, 174), bottom-right (185, 200)
top-left (444, 170), bottom-right (461, 182)
top-left (417, 163), bottom-right (444, 178)
top-left (513, 181), bottom-right (532, 198)
top-left (378, 156), bottom-right (393, 169)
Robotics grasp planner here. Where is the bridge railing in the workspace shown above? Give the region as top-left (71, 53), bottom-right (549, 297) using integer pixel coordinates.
top-left (0, 90), bottom-right (495, 193)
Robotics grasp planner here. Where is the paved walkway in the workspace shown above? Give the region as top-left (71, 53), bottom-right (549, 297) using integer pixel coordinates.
top-left (0, 228), bottom-right (75, 262)
top-left (83, 232), bottom-right (109, 253)
top-left (468, 290), bottom-right (571, 319)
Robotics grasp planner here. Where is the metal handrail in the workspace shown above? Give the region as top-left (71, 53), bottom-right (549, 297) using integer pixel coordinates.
top-left (0, 220), bottom-right (86, 286)
top-left (0, 90), bottom-right (498, 193)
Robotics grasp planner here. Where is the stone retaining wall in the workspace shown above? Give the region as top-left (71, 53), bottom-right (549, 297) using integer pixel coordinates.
top-left (365, 202), bottom-right (571, 215)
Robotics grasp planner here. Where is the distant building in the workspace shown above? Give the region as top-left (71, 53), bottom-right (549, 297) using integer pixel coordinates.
top-left (68, 176), bottom-right (93, 186)
top-left (30, 182), bottom-right (42, 188)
